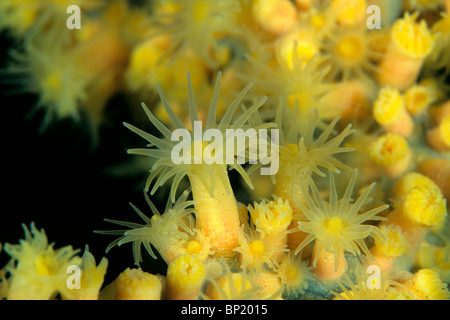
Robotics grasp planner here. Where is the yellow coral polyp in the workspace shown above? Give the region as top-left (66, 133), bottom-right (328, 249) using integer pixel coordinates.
top-left (174, 229), bottom-right (212, 261)
top-left (373, 87), bottom-right (405, 125)
top-left (5, 0), bottom-right (450, 302)
top-left (334, 259), bottom-right (400, 300)
top-left (392, 172), bottom-right (441, 202)
top-left (234, 226), bottom-right (287, 272)
top-left (409, 268), bottom-right (450, 300)
top-left (391, 12), bottom-right (435, 59)
top-left (369, 133), bottom-right (409, 167)
top-left (100, 190), bottom-right (195, 265)
top-left (123, 72), bottom-right (272, 258)
top-left (249, 240), bottom-right (265, 256)
top-left (294, 170), bottom-right (388, 267)
top-left (248, 197), bottom-right (293, 236)
top-left (276, 253), bottom-right (312, 296)
top-left (42, 71), bottom-right (62, 94)
top-left (166, 254), bottom-right (206, 300)
top-left (125, 36), bottom-right (171, 92)
top-left (3, 223), bottom-right (81, 300)
top-left (130, 41), bottom-right (164, 74)
top-left (186, 240), bottom-right (203, 256)
top-left (403, 185), bottom-right (447, 227)
top-left (322, 25), bottom-right (384, 82)
top-left (62, 248), bottom-right (108, 300)
top-left (335, 35), bottom-right (363, 61)
top-left (325, 217), bottom-right (344, 234)
top-left (375, 224), bottom-right (408, 257)
top-left (115, 268), bottom-right (162, 300)
top-left (404, 85), bottom-right (435, 116)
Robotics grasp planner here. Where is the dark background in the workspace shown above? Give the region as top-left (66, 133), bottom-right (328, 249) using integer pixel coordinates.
top-left (0, 32), bottom-right (169, 285)
top-left (0, 30), bottom-right (252, 287)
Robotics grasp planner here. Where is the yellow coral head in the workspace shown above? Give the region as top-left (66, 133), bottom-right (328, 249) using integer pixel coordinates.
top-left (403, 185), bottom-right (447, 227)
top-left (166, 254), bottom-right (206, 299)
top-left (393, 172), bottom-right (441, 201)
top-left (411, 268), bottom-right (450, 300)
top-left (249, 196), bottom-right (293, 235)
top-left (369, 133), bottom-right (409, 167)
top-left (375, 224), bottom-right (408, 257)
top-left (373, 87), bottom-right (405, 126)
top-left (391, 12), bottom-right (435, 59)
top-left (115, 268), bottom-right (162, 300)
top-left (3, 223), bottom-right (81, 300)
top-left (404, 85), bottom-right (435, 116)
top-left (295, 169), bottom-right (388, 267)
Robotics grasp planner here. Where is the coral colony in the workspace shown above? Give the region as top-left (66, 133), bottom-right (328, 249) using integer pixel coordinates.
top-left (1, 0), bottom-right (450, 301)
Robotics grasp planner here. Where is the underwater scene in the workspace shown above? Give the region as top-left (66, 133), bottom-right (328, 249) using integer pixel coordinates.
top-left (0, 0), bottom-right (449, 301)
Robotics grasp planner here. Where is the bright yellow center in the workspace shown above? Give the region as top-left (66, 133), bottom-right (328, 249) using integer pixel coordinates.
top-left (186, 240), bottom-right (203, 255)
top-left (132, 44), bottom-right (162, 72)
top-left (192, 0), bottom-right (209, 23)
top-left (311, 13), bottom-right (326, 31)
top-left (369, 133), bottom-right (408, 166)
top-left (336, 35), bottom-right (363, 61)
top-left (285, 265), bottom-right (301, 282)
top-left (35, 256), bottom-right (51, 277)
top-left (43, 72), bottom-right (62, 92)
top-left (326, 217), bottom-right (343, 234)
top-left (167, 255), bottom-right (206, 290)
top-left (248, 240), bottom-right (265, 257)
